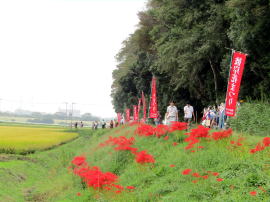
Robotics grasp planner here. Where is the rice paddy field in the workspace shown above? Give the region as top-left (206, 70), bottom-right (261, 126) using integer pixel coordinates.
top-left (0, 125), bottom-right (78, 154)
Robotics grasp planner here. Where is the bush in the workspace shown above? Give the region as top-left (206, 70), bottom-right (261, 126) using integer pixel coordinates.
top-left (228, 102), bottom-right (270, 136)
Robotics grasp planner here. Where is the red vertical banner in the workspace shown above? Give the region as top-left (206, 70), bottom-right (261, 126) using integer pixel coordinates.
top-left (133, 105), bottom-right (138, 121)
top-left (142, 91), bottom-right (146, 122)
top-left (225, 51), bottom-right (247, 117)
top-left (138, 98), bottom-right (141, 121)
top-left (149, 76), bottom-right (158, 118)
top-left (117, 113), bottom-right (122, 124)
top-left (125, 108), bottom-right (130, 122)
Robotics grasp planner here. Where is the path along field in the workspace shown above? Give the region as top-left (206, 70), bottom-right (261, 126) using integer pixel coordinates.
top-left (0, 125), bottom-right (78, 154)
top-left (0, 124), bottom-right (270, 201)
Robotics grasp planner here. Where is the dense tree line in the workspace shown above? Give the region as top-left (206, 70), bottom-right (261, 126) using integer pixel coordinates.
top-left (111, 0), bottom-right (270, 117)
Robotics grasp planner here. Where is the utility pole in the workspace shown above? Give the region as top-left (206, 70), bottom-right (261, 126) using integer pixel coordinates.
top-left (63, 102), bottom-right (68, 127)
top-left (71, 102), bottom-right (76, 128)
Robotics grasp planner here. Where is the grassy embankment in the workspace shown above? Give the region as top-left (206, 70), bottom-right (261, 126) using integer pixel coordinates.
top-left (1, 124), bottom-right (270, 201)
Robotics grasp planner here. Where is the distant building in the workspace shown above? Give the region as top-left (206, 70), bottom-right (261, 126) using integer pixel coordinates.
top-left (14, 109), bottom-right (33, 116)
top-left (58, 108), bottom-right (81, 118)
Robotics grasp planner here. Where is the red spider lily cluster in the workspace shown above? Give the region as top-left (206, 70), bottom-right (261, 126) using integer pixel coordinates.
top-left (99, 136), bottom-right (137, 153)
top-left (250, 137), bottom-right (270, 154)
top-left (184, 126), bottom-right (233, 151)
top-left (135, 122), bottom-right (187, 138)
top-left (135, 150), bottom-right (155, 164)
top-left (99, 136), bottom-right (155, 164)
top-left (230, 137), bottom-right (244, 146)
top-left (71, 156), bottom-right (135, 194)
top-left (249, 186), bottom-right (267, 197)
top-left (182, 169), bottom-right (223, 183)
top-left (136, 124), bottom-right (155, 136)
top-left (72, 156), bottom-right (87, 167)
top-left (184, 126), bottom-right (210, 150)
top-left (155, 125), bottom-right (170, 138)
top-left (211, 128), bottom-right (233, 141)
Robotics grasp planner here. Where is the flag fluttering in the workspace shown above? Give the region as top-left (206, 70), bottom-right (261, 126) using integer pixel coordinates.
top-left (142, 91), bottom-right (146, 122)
top-left (138, 98), bottom-right (141, 121)
top-left (149, 76), bottom-right (158, 118)
top-left (117, 113), bottom-right (122, 124)
top-left (225, 51), bottom-right (247, 117)
top-left (133, 105), bottom-right (138, 121)
top-left (125, 109), bottom-right (130, 122)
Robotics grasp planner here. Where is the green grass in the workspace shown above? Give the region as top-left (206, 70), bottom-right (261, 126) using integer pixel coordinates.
top-left (0, 125), bottom-right (270, 201)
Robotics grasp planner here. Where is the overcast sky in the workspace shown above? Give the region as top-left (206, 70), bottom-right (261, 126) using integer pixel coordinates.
top-left (0, 0), bottom-right (146, 118)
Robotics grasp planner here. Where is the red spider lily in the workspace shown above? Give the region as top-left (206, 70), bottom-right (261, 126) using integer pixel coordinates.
top-left (111, 184), bottom-right (124, 190)
top-left (155, 124), bottom-right (170, 137)
top-left (100, 136), bottom-right (137, 153)
top-left (182, 169), bottom-right (192, 175)
top-left (250, 142), bottom-right (265, 154)
top-left (183, 125), bottom-right (209, 151)
top-left (230, 137), bottom-right (244, 147)
top-left (135, 150), bottom-right (155, 164)
top-left (250, 137), bottom-right (270, 154)
top-left (249, 191), bottom-right (257, 196)
top-left (126, 186), bottom-right (135, 190)
top-left (263, 137), bottom-right (270, 147)
top-left (71, 156), bottom-right (86, 167)
top-left (211, 128), bottom-right (233, 141)
top-left (164, 136), bottom-right (169, 140)
top-left (172, 142), bottom-right (178, 146)
top-left (170, 164), bottom-right (176, 167)
top-left (201, 175), bottom-right (209, 179)
top-left (184, 136), bottom-right (200, 150)
top-left (216, 178), bottom-right (224, 182)
top-left (191, 150), bottom-right (195, 153)
top-left (192, 180), bottom-right (198, 183)
top-left (197, 146), bottom-right (204, 149)
top-left (212, 172), bottom-right (219, 176)
top-left (135, 124), bottom-right (155, 136)
top-left (192, 173), bottom-right (200, 177)
top-left (72, 165), bottom-right (121, 191)
top-left (186, 125), bottom-right (210, 138)
top-left (77, 192), bottom-right (81, 196)
top-left (169, 122), bottom-right (187, 132)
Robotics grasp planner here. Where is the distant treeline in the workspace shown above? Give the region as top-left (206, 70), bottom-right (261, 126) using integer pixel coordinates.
top-left (0, 111), bottom-right (101, 123)
top-left (111, 0), bottom-right (270, 116)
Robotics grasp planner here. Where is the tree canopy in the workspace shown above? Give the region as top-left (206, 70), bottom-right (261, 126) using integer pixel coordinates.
top-left (111, 0), bottom-right (270, 117)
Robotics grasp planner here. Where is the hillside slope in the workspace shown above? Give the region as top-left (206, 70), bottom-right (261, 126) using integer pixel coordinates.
top-left (1, 125), bottom-right (270, 201)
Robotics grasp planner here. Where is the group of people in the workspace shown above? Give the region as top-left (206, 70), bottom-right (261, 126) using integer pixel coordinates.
top-left (73, 101), bottom-right (230, 130)
top-left (92, 120), bottom-right (107, 130)
top-left (164, 101), bottom-right (194, 128)
top-left (73, 121), bottom-right (84, 129)
top-left (201, 103), bottom-right (227, 129)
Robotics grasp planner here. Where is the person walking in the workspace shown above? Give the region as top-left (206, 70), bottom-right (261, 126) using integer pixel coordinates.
top-left (165, 101), bottom-right (178, 125)
top-left (184, 103), bottom-right (195, 129)
top-left (101, 120), bottom-right (106, 129)
top-left (109, 120), bottom-right (114, 129)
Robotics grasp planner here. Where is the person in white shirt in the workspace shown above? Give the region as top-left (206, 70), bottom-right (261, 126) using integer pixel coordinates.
top-left (165, 101), bottom-right (178, 125)
top-left (184, 103), bottom-right (195, 128)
